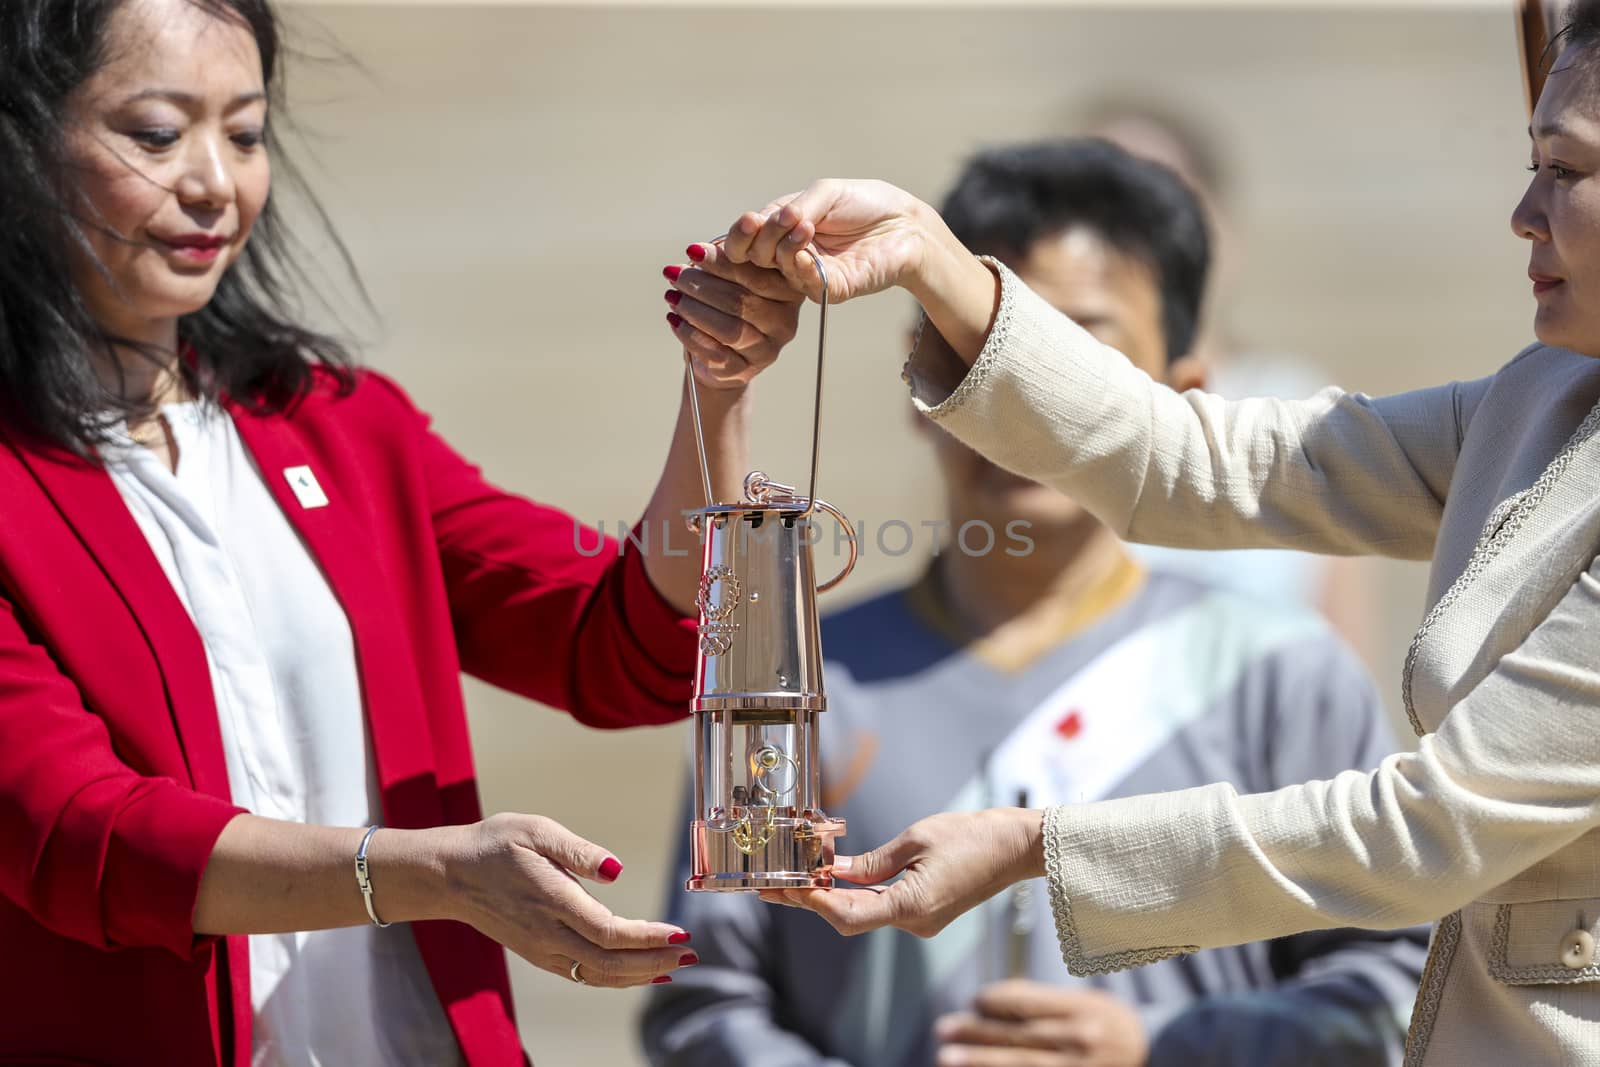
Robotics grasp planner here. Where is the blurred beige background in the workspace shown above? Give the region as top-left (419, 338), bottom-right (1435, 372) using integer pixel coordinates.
top-left (277, 3), bottom-right (1535, 1063)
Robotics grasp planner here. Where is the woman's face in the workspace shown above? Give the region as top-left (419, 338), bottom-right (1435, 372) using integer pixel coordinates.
top-left (1513, 49), bottom-right (1600, 356)
top-left (63, 0), bottom-right (269, 343)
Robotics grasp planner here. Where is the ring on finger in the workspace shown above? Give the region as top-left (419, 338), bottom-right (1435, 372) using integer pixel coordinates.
top-left (569, 959), bottom-right (588, 986)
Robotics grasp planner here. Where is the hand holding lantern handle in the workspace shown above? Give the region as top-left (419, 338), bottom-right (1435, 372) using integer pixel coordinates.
top-left (680, 234), bottom-right (837, 515)
top-left (718, 179), bottom-right (1003, 372)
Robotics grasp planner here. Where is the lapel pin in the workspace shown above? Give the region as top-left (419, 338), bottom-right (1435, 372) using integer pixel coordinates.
top-left (283, 465), bottom-right (329, 509)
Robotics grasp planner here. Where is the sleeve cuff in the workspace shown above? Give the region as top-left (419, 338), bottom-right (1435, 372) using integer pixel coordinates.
top-left (1042, 799), bottom-right (1206, 976)
top-left (903, 257), bottom-right (1014, 418)
top-left (902, 255), bottom-right (1124, 453)
top-left (898, 255), bottom-right (1164, 541)
top-left (97, 781), bottom-right (245, 959)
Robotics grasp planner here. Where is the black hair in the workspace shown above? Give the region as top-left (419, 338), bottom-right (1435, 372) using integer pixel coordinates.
top-left (939, 138), bottom-right (1210, 364)
top-left (0, 0), bottom-right (355, 455)
top-left (1555, 0), bottom-right (1600, 63)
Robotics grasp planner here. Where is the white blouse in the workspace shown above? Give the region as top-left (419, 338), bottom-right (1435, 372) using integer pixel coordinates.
top-left (104, 402), bottom-right (462, 1067)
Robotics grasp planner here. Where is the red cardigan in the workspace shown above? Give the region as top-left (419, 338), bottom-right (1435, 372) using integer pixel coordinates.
top-left (0, 369), bottom-right (697, 1065)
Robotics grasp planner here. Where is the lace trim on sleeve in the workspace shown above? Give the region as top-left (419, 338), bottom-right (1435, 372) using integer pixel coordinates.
top-left (1042, 804), bottom-right (1199, 977)
top-left (903, 256), bottom-right (1014, 417)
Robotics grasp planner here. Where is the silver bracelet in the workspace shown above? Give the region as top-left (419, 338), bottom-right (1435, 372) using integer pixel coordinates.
top-left (354, 825), bottom-right (392, 928)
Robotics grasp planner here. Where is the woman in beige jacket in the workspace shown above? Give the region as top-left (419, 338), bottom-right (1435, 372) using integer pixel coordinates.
top-left (686, 5), bottom-right (1600, 1064)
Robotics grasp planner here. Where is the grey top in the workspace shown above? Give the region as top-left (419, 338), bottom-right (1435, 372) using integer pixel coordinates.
top-left (641, 567), bottom-right (1427, 1067)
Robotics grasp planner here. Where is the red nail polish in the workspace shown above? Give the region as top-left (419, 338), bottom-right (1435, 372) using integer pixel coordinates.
top-left (666, 312), bottom-right (683, 329)
top-left (679, 953), bottom-right (699, 966)
top-left (686, 244), bottom-right (706, 262)
top-left (598, 857), bottom-right (623, 882)
top-left (664, 289), bottom-right (682, 307)
top-left (651, 976), bottom-right (673, 984)
top-left (663, 265), bottom-right (682, 281)
top-left (668, 932), bottom-right (692, 945)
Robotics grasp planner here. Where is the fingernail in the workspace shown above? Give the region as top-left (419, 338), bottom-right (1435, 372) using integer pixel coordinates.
top-left (679, 953), bottom-right (699, 966)
top-left (651, 975), bottom-right (673, 984)
top-left (668, 931), bottom-right (692, 945)
top-left (664, 289), bottom-right (682, 306)
top-left (686, 244), bottom-right (707, 262)
top-left (833, 855), bottom-right (854, 875)
top-left (667, 312), bottom-right (684, 329)
top-left (784, 229), bottom-right (806, 244)
top-left (663, 265), bottom-right (683, 281)
top-left (598, 857), bottom-right (623, 882)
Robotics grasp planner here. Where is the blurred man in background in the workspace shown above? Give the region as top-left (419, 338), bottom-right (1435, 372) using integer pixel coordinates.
top-left (642, 139), bottom-right (1426, 1067)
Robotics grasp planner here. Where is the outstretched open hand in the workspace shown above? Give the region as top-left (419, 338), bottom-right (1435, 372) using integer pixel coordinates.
top-left (444, 813), bottom-right (695, 989)
top-left (760, 807), bottom-right (1044, 938)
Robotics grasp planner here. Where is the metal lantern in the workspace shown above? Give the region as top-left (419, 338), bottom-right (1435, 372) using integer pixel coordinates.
top-left (680, 252), bottom-right (856, 891)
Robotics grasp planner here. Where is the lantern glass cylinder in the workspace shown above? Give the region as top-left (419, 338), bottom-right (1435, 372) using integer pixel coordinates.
top-left (689, 707), bottom-right (838, 889)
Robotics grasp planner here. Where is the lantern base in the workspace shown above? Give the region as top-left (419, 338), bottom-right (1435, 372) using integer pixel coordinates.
top-left (686, 813), bottom-right (845, 892)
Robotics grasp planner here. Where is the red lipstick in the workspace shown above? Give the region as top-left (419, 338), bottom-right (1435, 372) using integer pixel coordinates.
top-left (154, 232), bottom-right (230, 265)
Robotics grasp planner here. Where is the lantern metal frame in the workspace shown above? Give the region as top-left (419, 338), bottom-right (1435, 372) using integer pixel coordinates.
top-left (681, 246), bottom-right (854, 891)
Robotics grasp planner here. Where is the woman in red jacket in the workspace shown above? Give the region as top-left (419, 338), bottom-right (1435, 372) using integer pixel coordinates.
top-left (0, 0), bottom-right (796, 1063)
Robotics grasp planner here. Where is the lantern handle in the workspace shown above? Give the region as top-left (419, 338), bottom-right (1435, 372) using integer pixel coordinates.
top-left (809, 495), bottom-right (858, 593)
top-left (739, 472), bottom-right (858, 594)
top-left (684, 236), bottom-right (830, 517)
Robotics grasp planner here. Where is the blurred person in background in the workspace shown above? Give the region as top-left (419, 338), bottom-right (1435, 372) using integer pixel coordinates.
top-left (1085, 99), bottom-right (1381, 662)
top-left (0, 0), bottom-right (802, 1062)
top-left (643, 140), bottom-right (1425, 1067)
top-left (711, 3), bottom-right (1600, 1062)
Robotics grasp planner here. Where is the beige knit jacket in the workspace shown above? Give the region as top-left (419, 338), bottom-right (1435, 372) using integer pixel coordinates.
top-left (905, 260), bottom-right (1600, 1067)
